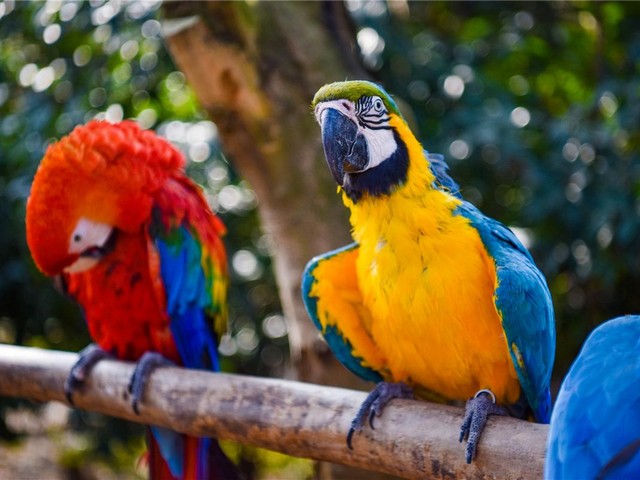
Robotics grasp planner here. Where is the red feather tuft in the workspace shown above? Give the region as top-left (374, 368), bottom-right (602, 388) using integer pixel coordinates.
top-left (27, 120), bottom-right (190, 274)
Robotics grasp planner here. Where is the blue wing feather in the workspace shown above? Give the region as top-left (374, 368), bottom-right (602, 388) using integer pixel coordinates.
top-left (150, 425), bottom-right (184, 477)
top-left (545, 315), bottom-right (640, 479)
top-left (302, 243), bottom-right (383, 383)
top-left (151, 225), bottom-right (221, 478)
top-left (425, 150), bottom-right (461, 198)
top-left (456, 201), bottom-right (555, 422)
top-left (155, 226), bottom-right (220, 372)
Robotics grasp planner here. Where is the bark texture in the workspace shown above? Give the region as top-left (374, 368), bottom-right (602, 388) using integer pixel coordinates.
top-left (0, 345), bottom-right (548, 480)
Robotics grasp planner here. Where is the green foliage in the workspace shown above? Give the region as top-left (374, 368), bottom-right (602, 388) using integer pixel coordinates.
top-left (220, 442), bottom-right (314, 480)
top-left (348, 0), bottom-right (640, 373)
top-left (3, 0), bottom-right (640, 474)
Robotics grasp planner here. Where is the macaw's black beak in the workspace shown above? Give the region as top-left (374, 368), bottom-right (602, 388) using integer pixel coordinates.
top-left (320, 108), bottom-right (369, 186)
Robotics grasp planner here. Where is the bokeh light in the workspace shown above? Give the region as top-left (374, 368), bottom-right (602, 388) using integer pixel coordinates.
top-left (510, 106), bottom-right (530, 128)
top-left (443, 74), bottom-right (464, 99)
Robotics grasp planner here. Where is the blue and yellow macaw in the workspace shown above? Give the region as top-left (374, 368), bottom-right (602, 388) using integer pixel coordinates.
top-left (302, 80), bottom-right (556, 462)
top-left (545, 315), bottom-right (640, 479)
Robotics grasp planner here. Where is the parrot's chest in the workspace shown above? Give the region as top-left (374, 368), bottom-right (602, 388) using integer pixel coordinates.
top-left (353, 208), bottom-right (520, 402)
top-left (66, 232), bottom-right (181, 363)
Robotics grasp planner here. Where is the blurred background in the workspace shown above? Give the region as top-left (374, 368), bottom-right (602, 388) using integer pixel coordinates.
top-left (1, 0), bottom-right (640, 478)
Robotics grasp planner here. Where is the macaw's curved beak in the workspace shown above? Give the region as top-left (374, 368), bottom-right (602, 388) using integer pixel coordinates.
top-left (320, 108), bottom-right (369, 186)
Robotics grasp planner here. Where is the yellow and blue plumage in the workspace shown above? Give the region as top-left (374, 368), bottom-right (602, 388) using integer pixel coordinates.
top-left (302, 81), bottom-right (555, 462)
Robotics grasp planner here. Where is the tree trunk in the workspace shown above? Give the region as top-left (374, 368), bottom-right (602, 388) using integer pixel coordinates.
top-left (160, 2), bottom-right (386, 477)
top-left (161, 1), bottom-right (370, 387)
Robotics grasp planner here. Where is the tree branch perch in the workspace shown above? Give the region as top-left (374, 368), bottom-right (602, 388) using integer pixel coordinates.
top-left (0, 345), bottom-right (546, 479)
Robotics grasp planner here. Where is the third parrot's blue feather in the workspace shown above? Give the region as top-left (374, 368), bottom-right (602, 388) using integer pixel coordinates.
top-left (545, 315), bottom-right (640, 480)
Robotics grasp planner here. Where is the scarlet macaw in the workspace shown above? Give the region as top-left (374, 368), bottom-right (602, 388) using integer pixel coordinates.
top-left (26, 120), bottom-right (237, 479)
top-left (545, 315), bottom-right (640, 479)
top-left (303, 80), bottom-right (555, 462)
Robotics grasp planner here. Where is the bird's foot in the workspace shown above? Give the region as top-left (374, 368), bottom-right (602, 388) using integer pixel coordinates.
top-left (459, 389), bottom-right (507, 463)
top-left (65, 344), bottom-right (111, 405)
top-left (128, 352), bottom-right (174, 415)
top-left (347, 381), bottom-right (413, 450)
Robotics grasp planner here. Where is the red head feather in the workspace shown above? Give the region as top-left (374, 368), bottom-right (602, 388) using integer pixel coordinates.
top-left (26, 120), bottom-right (185, 275)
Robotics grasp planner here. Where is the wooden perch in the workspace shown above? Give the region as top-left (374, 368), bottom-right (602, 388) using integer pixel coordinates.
top-left (0, 345), bottom-right (547, 479)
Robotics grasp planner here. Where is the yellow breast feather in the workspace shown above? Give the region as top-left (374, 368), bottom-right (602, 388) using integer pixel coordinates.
top-left (340, 115), bottom-right (521, 404)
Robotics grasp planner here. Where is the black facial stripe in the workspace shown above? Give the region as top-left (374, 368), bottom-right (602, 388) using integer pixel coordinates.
top-left (356, 96), bottom-right (385, 116)
top-left (358, 116), bottom-right (392, 131)
top-left (361, 115), bottom-right (390, 125)
top-left (356, 96), bottom-right (373, 114)
top-left (362, 123), bottom-right (393, 131)
top-left (356, 95), bottom-right (388, 129)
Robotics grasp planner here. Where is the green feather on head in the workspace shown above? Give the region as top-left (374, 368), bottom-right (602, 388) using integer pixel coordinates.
top-left (312, 80), bottom-right (402, 117)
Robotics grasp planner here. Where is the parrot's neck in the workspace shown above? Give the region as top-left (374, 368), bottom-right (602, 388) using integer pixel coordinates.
top-left (345, 185), bottom-right (459, 247)
top-left (343, 119), bottom-right (461, 242)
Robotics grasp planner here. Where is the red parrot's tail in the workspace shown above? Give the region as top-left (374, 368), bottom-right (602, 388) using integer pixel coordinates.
top-left (147, 429), bottom-right (239, 480)
top-left (147, 429), bottom-right (177, 480)
top-left (184, 435), bottom-right (240, 480)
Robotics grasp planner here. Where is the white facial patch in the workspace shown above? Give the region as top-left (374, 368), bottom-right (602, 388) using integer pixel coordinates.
top-left (315, 99), bottom-right (397, 172)
top-left (359, 126), bottom-right (396, 170)
top-left (68, 218), bottom-right (113, 255)
top-left (64, 218), bottom-right (113, 274)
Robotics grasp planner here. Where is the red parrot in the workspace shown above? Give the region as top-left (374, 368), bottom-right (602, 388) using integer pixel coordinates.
top-left (25, 120), bottom-right (238, 480)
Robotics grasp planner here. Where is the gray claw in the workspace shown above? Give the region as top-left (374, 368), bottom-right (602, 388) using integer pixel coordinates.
top-left (65, 344), bottom-right (110, 404)
top-left (347, 381), bottom-right (413, 449)
top-left (459, 389), bottom-right (507, 463)
top-left (128, 352), bottom-right (173, 414)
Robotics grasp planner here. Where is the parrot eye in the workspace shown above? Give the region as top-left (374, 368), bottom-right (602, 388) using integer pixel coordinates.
top-left (373, 97), bottom-right (385, 113)
top-left (73, 234), bottom-right (82, 243)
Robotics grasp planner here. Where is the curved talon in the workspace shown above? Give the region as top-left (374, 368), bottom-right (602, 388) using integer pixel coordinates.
top-left (459, 389), bottom-right (507, 463)
top-left (346, 426), bottom-right (357, 451)
top-left (347, 381), bottom-right (413, 450)
top-left (368, 407), bottom-right (377, 430)
top-left (129, 352), bottom-right (174, 415)
top-left (64, 344), bottom-right (110, 405)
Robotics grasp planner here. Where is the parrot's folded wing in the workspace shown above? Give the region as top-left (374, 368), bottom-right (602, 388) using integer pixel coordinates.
top-left (302, 242), bottom-right (385, 382)
top-left (458, 201), bottom-right (555, 423)
top-left (148, 176), bottom-right (228, 373)
top-left (149, 220), bottom-right (227, 479)
top-left (153, 223), bottom-right (222, 372)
